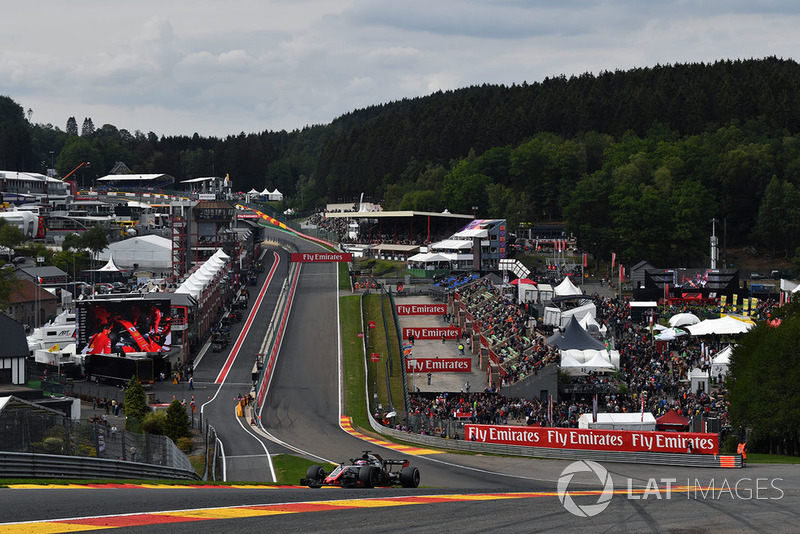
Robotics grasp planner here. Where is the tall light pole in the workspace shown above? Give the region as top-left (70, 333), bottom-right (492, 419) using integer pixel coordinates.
top-left (472, 206), bottom-right (478, 219)
top-left (710, 218), bottom-right (719, 270)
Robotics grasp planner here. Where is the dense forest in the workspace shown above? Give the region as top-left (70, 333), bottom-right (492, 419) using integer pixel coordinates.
top-left (2, 57), bottom-right (800, 267)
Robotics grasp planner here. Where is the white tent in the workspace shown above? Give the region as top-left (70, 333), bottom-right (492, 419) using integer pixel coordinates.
top-left (668, 312), bottom-right (700, 327)
top-left (174, 248), bottom-right (230, 300)
top-left (554, 277), bottom-right (582, 297)
top-left (92, 254), bottom-right (124, 272)
top-left (578, 412), bottom-right (657, 431)
top-left (97, 235), bottom-right (172, 271)
top-left (686, 316), bottom-right (754, 336)
top-left (711, 345), bottom-right (734, 376)
top-left (247, 188), bottom-right (259, 195)
top-left (560, 348), bottom-right (619, 375)
top-left (268, 189), bottom-right (283, 201)
top-left (689, 367), bottom-right (710, 394)
top-left (578, 313), bottom-right (607, 336)
top-left (517, 281), bottom-right (540, 305)
top-left (654, 327), bottom-right (689, 341)
top-left (545, 302), bottom-right (597, 328)
top-left (260, 188), bottom-right (270, 196)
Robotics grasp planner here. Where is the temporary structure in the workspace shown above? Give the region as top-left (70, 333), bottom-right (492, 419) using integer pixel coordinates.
top-left (554, 277), bottom-right (582, 297)
top-left (578, 412), bottom-right (657, 431)
top-left (686, 316), bottom-right (754, 336)
top-left (711, 345), bottom-right (734, 376)
top-left (546, 316), bottom-right (605, 350)
top-left (656, 409), bottom-right (691, 431)
top-left (668, 313), bottom-right (700, 328)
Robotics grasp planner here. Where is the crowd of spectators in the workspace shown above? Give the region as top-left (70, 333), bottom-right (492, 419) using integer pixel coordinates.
top-left (388, 274), bottom-right (780, 437)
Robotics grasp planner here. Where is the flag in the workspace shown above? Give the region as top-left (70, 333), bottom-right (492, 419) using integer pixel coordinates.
top-left (592, 394), bottom-right (598, 423)
top-left (611, 252), bottom-right (616, 269)
top-left (640, 396), bottom-right (645, 422)
top-left (583, 253), bottom-right (588, 267)
top-left (547, 394), bottom-right (553, 425)
top-left (664, 283), bottom-right (669, 301)
top-left (619, 264), bottom-right (625, 282)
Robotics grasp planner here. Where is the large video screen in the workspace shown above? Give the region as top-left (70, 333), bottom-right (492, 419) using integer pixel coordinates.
top-left (77, 299), bottom-right (172, 354)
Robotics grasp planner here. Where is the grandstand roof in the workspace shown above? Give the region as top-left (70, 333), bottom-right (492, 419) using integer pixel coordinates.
top-left (323, 210), bottom-right (472, 220)
top-left (97, 174), bottom-right (172, 182)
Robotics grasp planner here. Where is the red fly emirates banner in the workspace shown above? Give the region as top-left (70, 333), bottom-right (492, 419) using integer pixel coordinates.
top-left (403, 327), bottom-right (462, 340)
top-left (290, 252), bottom-right (352, 262)
top-left (464, 424), bottom-right (719, 455)
top-left (406, 358), bottom-right (472, 373)
top-left (396, 303), bottom-right (447, 315)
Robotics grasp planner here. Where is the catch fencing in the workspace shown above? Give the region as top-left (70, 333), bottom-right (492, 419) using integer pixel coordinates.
top-left (0, 405), bottom-right (196, 477)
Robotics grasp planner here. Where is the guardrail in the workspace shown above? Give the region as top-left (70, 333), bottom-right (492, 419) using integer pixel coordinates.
top-left (0, 450), bottom-right (200, 480)
top-left (366, 413), bottom-right (741, 468)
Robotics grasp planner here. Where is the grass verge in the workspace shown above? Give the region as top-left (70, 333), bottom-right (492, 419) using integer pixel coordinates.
top-left (747, 453), bottom-right (800, 464)
top-left (272, 454), bottom-right (335, 485)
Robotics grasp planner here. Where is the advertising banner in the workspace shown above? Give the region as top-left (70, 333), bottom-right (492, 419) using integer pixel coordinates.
top-left (396, 303), bottom-right (447, 315)
top-left (290, 252), bottom-right (352, 263)
top-left (464, 424), bottom-right (719, 455)
top-left (402, 326), bottom-right (462, 340)
top-left (406, 358), bottom-right (472, 373)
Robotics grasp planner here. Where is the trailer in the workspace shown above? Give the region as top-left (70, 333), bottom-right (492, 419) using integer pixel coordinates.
top-left (85, 353), bottom-right (155, 386)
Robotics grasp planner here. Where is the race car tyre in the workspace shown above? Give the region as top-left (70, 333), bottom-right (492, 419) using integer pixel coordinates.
top-left (400, 466), bottom-right (420, 488)
top-left (359, 466), bottom-right (379, 488)
top-left (305, 465), bottom-right (325, 487)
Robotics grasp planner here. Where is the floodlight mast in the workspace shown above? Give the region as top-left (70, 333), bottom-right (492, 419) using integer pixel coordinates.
top-left (710, 218), bottom-right (718, 269)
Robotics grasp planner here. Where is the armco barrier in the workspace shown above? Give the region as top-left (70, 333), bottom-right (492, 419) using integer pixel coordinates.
top-left (366, 413), bottom-right (741, 468)
top-left (0, 451), bottom-right (200, 480)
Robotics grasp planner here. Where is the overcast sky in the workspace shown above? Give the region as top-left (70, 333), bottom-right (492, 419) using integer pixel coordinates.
top-left (2, 1), bottom-right (799, 138)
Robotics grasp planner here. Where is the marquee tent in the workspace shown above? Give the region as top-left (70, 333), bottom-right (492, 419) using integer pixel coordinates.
top-left (560, 348), bottom-right (619, 375)
top-left (711, 345), bottom-right (734, 376)
top-left (656, 409), bottom-right (691, 431)
top-left (92, 254), bottom-right (124, 272)
top-left (668, 312), bottom-right (700, 327)
top-left (654, 327), bottom-right (688, 341)
top-left (97, 235), bottom-right (172, 271)
top-left (686, 316), bottom-right (754, 336)
top-left (578, 413), bottom-right (657, 431)
top-left (554, 277), bottom-right (582, 297)
top-left (578, 313), bottom-right (607, 336)
top-left (546, 316), bottom-right (605, 350)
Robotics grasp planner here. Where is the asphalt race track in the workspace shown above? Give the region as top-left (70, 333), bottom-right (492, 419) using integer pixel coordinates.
top-left (2, 228), bottom-right (799, 532)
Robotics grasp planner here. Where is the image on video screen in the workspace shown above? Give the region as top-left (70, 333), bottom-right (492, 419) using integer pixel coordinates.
top-left (77, 299), bottom-right (172, 355)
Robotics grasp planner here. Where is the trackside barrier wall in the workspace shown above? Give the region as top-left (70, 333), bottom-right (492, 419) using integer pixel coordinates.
top-left (365, 412), bottom-right (742, 468)
top-left (0, 450), bottom-right (200, 480)
top-left (255, 261), bottom-right (301, 406)
top-left (387, 289), bottom-right (411, 415)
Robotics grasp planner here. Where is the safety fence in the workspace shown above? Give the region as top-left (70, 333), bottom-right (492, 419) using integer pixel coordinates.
top-left (0, 408), bottom-right (198, 479)
top-left (387, 289), bottom-right (411, 416)
top-left (368, 412), bottom-right (742, 469)
top-left (0, 451), bottom-right (199, 480)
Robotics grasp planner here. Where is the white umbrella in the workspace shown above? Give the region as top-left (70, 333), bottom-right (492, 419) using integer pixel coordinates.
top-left (655, 327), bottom-right (688, 341)
top-left (668, 313), bottom-right (701, 327)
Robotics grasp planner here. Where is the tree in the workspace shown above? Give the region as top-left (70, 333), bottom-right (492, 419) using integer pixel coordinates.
top-left (727, 307), bottom-right (800, 455)
top-left (124, 377), bottom-right (150, 432)
top-left (0, 220), bottom-right (25, 259)
top-left (81, 225), bottom-right (109, 269)
top-left (81, 117), bottom-right (95, 137)
top-left (163, 399), bottom-right (190, 443)
top-left (66, 117), bottom-right (78, 136)
top-left (61, 232), bottom-right (84, 252)
top-left (0, 262), bottom-right (19, 312)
